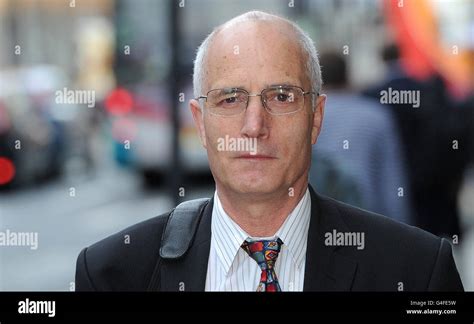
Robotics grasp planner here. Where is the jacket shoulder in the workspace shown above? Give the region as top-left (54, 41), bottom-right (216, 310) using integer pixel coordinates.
top-left (317, 195), bottom-right (463, 291)
top-left (323, 195), bottom-right (440, 246)
top-left (75, 213), bottom-right (169, 291)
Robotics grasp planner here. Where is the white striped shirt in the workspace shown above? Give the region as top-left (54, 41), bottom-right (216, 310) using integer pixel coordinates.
top-left (205, 188), bottom-right (311, 291)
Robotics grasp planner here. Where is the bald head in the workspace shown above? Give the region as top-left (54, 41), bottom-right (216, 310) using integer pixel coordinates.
top-left (192, 11), bottom-right (322, 100)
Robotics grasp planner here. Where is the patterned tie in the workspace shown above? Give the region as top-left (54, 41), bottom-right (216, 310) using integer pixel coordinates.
top-left (241, 238), bottom-right (283, 292)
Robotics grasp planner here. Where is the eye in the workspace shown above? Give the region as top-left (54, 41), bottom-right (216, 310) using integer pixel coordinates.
top-left (224, 97), bottom-right (237, 104)
top-left (276, 93), bottom-right (290, 102)
top-left (215, 92), bottom-right (242, 107)
top-left (268, 88), bottom-right (295, 104)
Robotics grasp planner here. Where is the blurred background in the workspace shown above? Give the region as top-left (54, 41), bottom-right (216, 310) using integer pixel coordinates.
top-left (0, 0), bottom-right (472, 291)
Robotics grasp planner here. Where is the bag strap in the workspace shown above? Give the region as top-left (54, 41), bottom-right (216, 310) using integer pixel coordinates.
top-left (159, 198), bottom-right (211, 259)
top-left (147, 198), bottom-right (210, 291)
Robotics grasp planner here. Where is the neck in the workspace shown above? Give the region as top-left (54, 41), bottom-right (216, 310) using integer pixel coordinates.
top-left (216, 176), bottom-right (308, 237)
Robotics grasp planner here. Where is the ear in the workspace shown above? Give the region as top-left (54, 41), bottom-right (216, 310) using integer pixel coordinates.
top-left (311, 94), bottom-right (326, 145)
top-left (190, 99), bottom-right (207, 148)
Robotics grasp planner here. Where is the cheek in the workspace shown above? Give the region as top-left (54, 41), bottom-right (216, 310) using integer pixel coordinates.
top-left (204, 116), bottom-right (240, 154)
top-left (277, 117), bottom-right (311, 156)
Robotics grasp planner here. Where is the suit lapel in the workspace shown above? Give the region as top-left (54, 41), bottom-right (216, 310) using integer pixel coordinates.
top-left (159, 198), bottom-right (213, 291)
top-left (157, 186), bottom-right (358, 291)
top-left (304, 186), bottom-right (358, 291)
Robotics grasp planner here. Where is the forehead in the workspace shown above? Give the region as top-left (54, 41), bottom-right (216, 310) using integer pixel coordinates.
top-left (204, 20), bottom-right (307, 90)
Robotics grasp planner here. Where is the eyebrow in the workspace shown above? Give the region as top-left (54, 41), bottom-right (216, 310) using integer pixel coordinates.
top-left (268, 82), bottom-right (300, 88)
top-left (211, 82), bottom-right (301, 91)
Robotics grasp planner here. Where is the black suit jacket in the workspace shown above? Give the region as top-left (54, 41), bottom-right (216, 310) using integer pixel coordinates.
top-left (75, 187), bottom-right (464, 291)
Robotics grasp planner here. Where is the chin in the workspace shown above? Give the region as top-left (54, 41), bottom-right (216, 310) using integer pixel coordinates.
top-left (230, 177), bottom-right (281, 195)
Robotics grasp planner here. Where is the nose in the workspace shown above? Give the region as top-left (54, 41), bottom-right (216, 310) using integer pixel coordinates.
top-left (240, 95), bottom-right (269, 139)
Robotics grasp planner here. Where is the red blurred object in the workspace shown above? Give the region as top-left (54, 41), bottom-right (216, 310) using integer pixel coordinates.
top-left (384, 0), bottom-right (472, 98)
top-left (383, 0), bottom-right (436, 80)
top-left (105, 88), bottom-right (134, 115)
top-left (0, 157), bottom-right (15, 185)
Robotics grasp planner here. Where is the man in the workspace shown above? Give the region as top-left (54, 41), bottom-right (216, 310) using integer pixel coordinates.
top-left (75, 11), bottom-right (463, 291)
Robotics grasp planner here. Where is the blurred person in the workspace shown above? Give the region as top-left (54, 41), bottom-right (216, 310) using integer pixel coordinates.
top-left (311, 52), bottom-right (413, 225)
top-left (76, 11), bottom-right (463, 291)
top-left (363, 44), bottom-right (471, 239)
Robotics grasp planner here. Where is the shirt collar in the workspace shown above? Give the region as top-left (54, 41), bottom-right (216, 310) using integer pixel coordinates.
top-left (275, 188), bottom-right (311, 269)
top-left (211, 188), bottom-right (311, 274)
top-left (211, 192), bottom-right (248, 272)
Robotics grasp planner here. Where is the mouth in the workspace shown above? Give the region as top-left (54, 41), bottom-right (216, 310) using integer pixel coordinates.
top-left (235, 154), bottom-right (277, 160)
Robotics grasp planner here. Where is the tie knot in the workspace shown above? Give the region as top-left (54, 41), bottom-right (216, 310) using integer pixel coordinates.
top-left (241, 238), bottom-right (283, 270)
